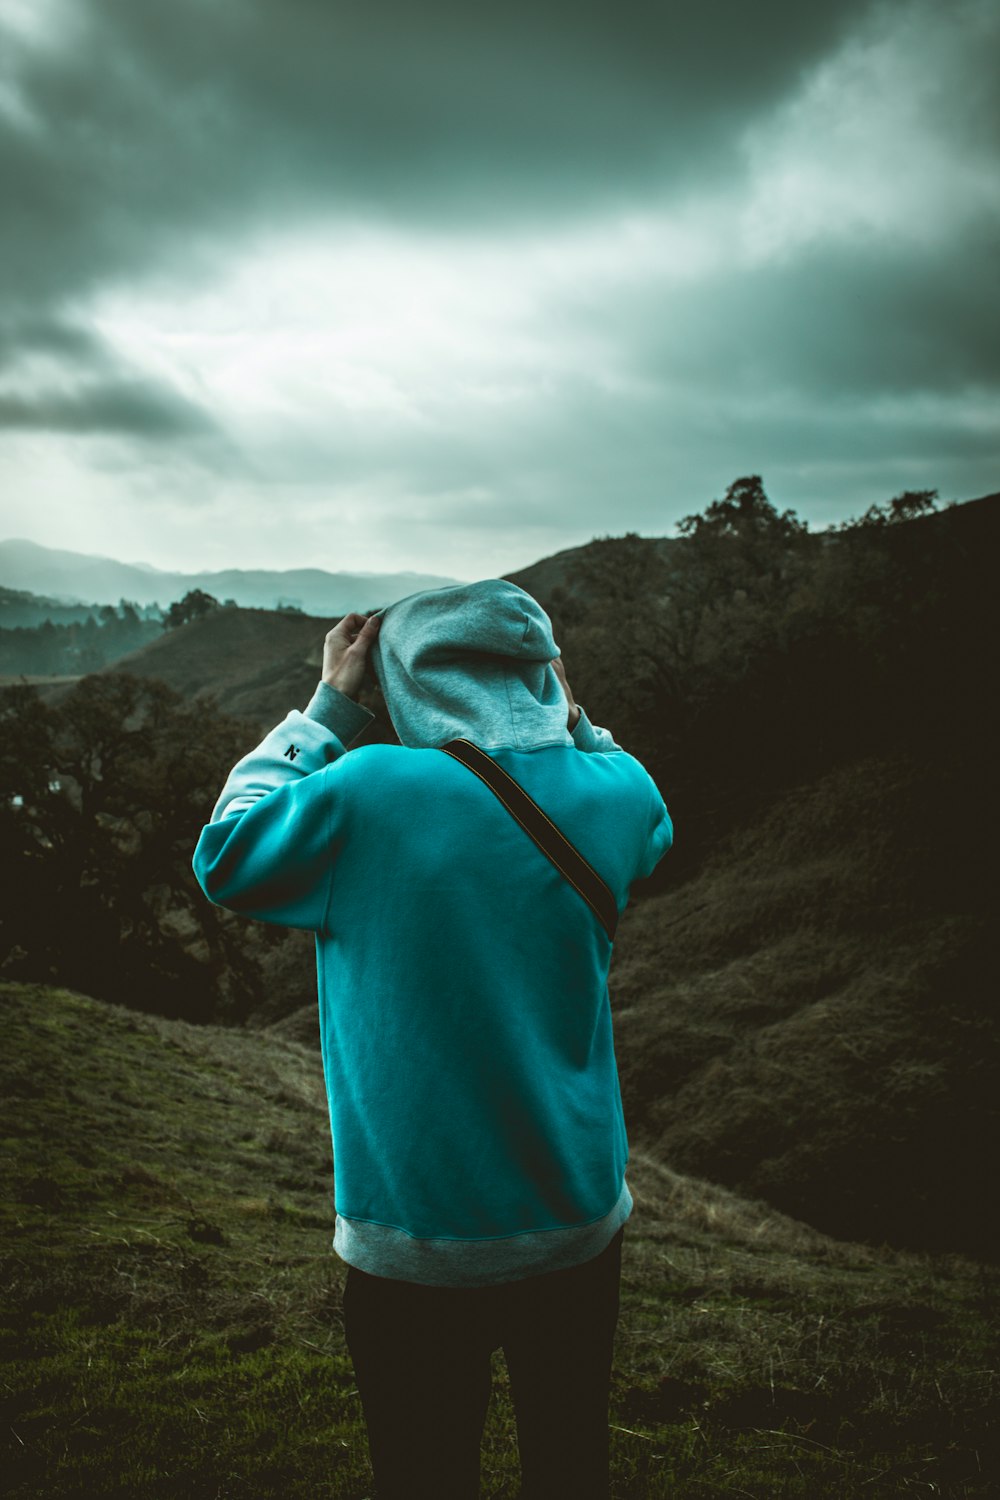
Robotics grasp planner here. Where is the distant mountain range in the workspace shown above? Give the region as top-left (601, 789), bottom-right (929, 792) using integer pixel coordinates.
top-left (0, 538), bottom-right (461, 614)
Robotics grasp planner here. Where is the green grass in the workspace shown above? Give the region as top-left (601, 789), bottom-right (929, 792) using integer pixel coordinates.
top-left (2, 982), bottom-right (996, 1497)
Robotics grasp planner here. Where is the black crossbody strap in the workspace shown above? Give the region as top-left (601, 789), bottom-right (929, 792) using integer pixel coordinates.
top-left (438, 738), bottom-right (619, 941)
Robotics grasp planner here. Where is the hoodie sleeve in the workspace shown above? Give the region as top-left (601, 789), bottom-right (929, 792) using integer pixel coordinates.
top-left (567, 704), bottom-right (671, 873)
top-left (570, 706), bottom-right (622, 753)
top-left (302, 680), bottom-right (375, 743)
top-left (192, 708), bottom-right (353, 931)
top-left (638, 787), bottom-right (673, 879)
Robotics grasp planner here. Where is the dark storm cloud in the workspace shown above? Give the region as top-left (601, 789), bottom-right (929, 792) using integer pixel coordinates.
top-left (0, 379), bottom-right (214, 437)
top-left (0, 0), bottom-right (875, 456)
top-left (0, 315), bottom-right (101, 364)
top-left (1, 0), bottom-right (875, 303)
top-left (0, 310), bottom-right (217, 439)
top-left (610, 227), bottom-right (1000, 400)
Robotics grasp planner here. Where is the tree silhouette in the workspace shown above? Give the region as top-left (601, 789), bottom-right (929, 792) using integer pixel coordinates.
top-left (0, 674), bottom-right (261, 1020)
top-left (677, 474), bottom-right (807, 543)
top-left (163, 589), bottom-right (220, 630)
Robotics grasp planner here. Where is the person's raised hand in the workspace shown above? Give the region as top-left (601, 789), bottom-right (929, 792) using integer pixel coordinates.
top-left (322, 613), bottom-right (381, 701)
top-left (551, 655), bottom-right (581, 731)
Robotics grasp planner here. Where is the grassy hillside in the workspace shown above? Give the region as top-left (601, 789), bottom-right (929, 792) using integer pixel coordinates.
top-left (610, 745), bottom-right (994, 1257)
top-left (2, 981), bottom-right (997, 1499)
top-left (0, 606), bottom-right (341, 725)
top-left (98, 607), bottom-right (340, 728)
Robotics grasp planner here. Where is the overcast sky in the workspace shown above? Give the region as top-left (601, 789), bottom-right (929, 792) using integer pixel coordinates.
top-left (1, 0), bottom-right (997, 581)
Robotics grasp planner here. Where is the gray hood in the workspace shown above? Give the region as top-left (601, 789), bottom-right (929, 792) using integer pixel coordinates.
top-left (370, 579), bottom-right (572, 750)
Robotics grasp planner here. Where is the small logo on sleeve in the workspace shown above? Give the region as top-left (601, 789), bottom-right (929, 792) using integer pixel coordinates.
top-left (284, 744), bottom-right (301, 761)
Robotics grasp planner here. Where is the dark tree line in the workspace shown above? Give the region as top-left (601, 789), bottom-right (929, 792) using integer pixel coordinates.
top-left (0, 674), bottom-right (276, 1021)
top-left (0, 590), bottom-right (237, 677)
top-left (0, 602), bottom-right (161, 676)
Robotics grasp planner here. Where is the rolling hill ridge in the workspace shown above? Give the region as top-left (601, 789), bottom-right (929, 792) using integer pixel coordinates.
top-left (0, 537), bottom-right (460, 613)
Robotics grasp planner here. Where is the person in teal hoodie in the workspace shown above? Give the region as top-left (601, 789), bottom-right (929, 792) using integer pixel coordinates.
top-left (193, 579), bottom-right (672, 1499)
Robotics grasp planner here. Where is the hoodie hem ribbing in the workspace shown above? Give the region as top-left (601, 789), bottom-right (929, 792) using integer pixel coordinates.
top-left (332, 1180), bottom-right (633, 1287)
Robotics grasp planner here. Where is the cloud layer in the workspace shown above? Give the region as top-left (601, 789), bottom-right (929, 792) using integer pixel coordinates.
top-left (1, 0), bottom-right (997, 576)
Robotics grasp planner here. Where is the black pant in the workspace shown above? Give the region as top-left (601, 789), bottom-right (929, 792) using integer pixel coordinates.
top-left (342, 1228), bottom-right (623, 1499)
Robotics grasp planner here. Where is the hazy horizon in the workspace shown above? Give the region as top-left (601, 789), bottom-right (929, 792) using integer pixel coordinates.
top-left (0, 533), bottom-right (468, 583)
top-left (3, 480), bottom-right (1000, 595)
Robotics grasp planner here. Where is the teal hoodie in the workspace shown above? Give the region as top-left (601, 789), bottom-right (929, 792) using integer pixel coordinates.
top-left (193, 580), bottom-right (672, 1285)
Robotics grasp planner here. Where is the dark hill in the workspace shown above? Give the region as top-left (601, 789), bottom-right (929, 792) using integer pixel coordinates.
top-left (506, 534), bottom-right (676, 603)
top-left (510, 487), bottom-right (998, 1255)
top-left (96, 606), bottom-right (338, 726)
top-left (610, 743), bottom-right (993, 1257)
top-left (506, 488), bottom-right (1000, 611)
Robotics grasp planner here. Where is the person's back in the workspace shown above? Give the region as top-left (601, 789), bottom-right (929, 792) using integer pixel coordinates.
top-left (193, 579), bottom-right (672, 1497)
